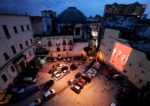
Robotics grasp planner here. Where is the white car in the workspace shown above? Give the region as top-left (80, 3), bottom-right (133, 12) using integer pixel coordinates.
top-left (43, 89), bottom-right (55, 99)
top-left (53, 71), bottom-right (63, 80)
top-left (67, 78), bottom-right (76, 85)
top-left (23, 77), bottom-right (37, 83)
top-left (58, 64), bottom-right (65, 68)
top-left (87, 69), bottom-right (97, 77)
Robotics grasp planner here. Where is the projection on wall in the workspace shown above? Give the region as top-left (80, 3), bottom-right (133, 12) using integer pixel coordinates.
top-left (110, 42), bottom-right (132, 71)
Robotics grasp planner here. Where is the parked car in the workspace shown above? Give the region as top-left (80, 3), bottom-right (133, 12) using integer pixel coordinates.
top-left (76, 81), bottom-right (84, 89)
top-left (67, 78), bottom-right (76, 85)
top-left (57, 64), bottom-right (65, 68)
top-left (77, 78), bottom-right (87, 85)
top-left (81, 76), bottom-right (91, 83)
top-left (70, 85), bottom-right (81, 94)
top-left (42, 80), bottom-right (54, 91)
top-left (10, 86), bottom-right (40, 103)
top-left (87, 69), bottom-right (97, 77)
top-left (53, 71), bottom-right (63, 80)
top-left (29, 98), bottom-right (41, 106)
top-left (112, 74), bottom-right (124, 80)
top-left (61, 66), bottom-right (69, 74)
top-left (43, 89), bottom-right (55, 100)
top-left (10, 87), bottom-right (25, 94)
top-left (75, 72), bottom-right (82, 79)
top-left (86, 73), bottom-right (92, 79)
top-left (23, 77), bottom-right (37, 83)
top-left (48, 68), bottom-right (57, 74)
top-left (46, 57), bottom-right (53, 62)
top-left (70, 64), bottom-right (77, 70)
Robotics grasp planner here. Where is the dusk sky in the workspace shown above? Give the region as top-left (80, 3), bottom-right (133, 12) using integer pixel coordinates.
top-left (0, 0), bottom-right (150, 17)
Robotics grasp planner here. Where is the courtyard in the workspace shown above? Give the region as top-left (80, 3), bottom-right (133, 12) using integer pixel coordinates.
top-left (6, 56), bottom-right (130, 106)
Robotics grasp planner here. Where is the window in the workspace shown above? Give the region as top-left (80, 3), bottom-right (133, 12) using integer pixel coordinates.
top-left (21, 25), bottom-right (24, 32)
top-left (2, 25), bottom-right (10, 39)
top-left (2, 74), bottom-right (8, 82)
top-left (69, 46), bottom-right (72, 51)
top-left (11, 66), bottom-right (15, 72)
top-left (29, 51), bottom-right (32, 56)
top-left (63, 47), bottom-right (66, 51)
top-left (75, 27), bottom-right (80, 35)
top-left (26, 25), bottom-right (30, 30)
top-left (19, 44), bottom-right (23, 50)
top-left (48, 41), bottom-right (52, 47)
top-left (62, 40), bottom-right (66, 45)
top-left (26, 41), bottom-right (29, 46)
top-left (57, 47), bottom-right (60, 52)
top-left (11, 45), bottom-right (17, 54)
top-left (30, 39), bottom-right (33, 43)
top-left (68, 40), bottom-right (73, 45)
top-left (3, 52), bottom-right (9, 60)
top-left (13, 26), bottom-right (18, 34)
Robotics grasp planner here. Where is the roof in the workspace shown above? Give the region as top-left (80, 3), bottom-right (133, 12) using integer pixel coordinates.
top-left (0, 13), bottom-right (29, 17)
top-left (58, 7), bottom-right (86, 24)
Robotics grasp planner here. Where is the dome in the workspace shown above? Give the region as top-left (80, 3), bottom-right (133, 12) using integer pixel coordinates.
top-left (58, 7), bottom-right (86, 24)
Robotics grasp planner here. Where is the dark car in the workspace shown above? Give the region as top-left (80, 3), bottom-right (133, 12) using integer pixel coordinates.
top-left (46, 57), bottom-right (53, 62)
top-left (42, 80), bottom-right (54, 91)
top-left (70, 64), bottom-right (78, 70)
top-left (70, 85), bottom-right (81, 94)
top-left (10, 86), bottom-right (40, 103)
top-left (81, 76), bottom-right (91, 83)
top-left (48, 68), bottom-right (57, 74)
top-left (75, 72), bottom-right (82, 79)
top-left (43, 89), bottom-right (55, 101)
top-left (76, 81), bottom-right (84, 89)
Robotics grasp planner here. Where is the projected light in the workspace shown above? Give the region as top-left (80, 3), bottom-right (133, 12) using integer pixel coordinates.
top-left (110, 42), bottom-right (132, 71)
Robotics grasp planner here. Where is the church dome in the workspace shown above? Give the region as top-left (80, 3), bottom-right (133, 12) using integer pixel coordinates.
top-left (58, 7), bottom-right (86, 24)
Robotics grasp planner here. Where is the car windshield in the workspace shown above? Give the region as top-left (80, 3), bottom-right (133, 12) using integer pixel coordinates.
top-left (44, 91), bottom-right (51, 97)
top-left (55, 74), bottom-right (61, 77)
top-left (74, 85), bottom-right (80, 90)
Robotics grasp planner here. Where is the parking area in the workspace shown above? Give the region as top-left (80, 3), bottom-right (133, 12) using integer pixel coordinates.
top-left (6, 56), bottom-right (138, 106)
top-left (7, 57), bottom-right (113, 106)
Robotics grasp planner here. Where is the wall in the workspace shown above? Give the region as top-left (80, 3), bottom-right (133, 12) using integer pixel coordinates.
top-left (0, 14), bottom-right (35, 91)
top-left (99, 28), bottom-right (150, 89)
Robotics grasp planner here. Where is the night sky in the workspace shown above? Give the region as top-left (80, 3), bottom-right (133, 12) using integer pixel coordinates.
top-left (0, 0), bottom-right (150, 17)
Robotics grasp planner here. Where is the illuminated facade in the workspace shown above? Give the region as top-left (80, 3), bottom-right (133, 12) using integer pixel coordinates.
top-left (104, 2), bottom-right (146, 17)
top-left (98, 28), bottom-right (150, 88)
top-left (110, 42), bottom-right (132, 71)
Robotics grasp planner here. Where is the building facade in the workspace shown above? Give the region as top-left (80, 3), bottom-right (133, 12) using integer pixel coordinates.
top-left (98, 29), bottom-right (150, 89)
top-left (0, 14), bottom-right (35, 91)
top-left (104, 2), bottom-right (146, 18)
top-left (35, 35), bottom-right (88, 57)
